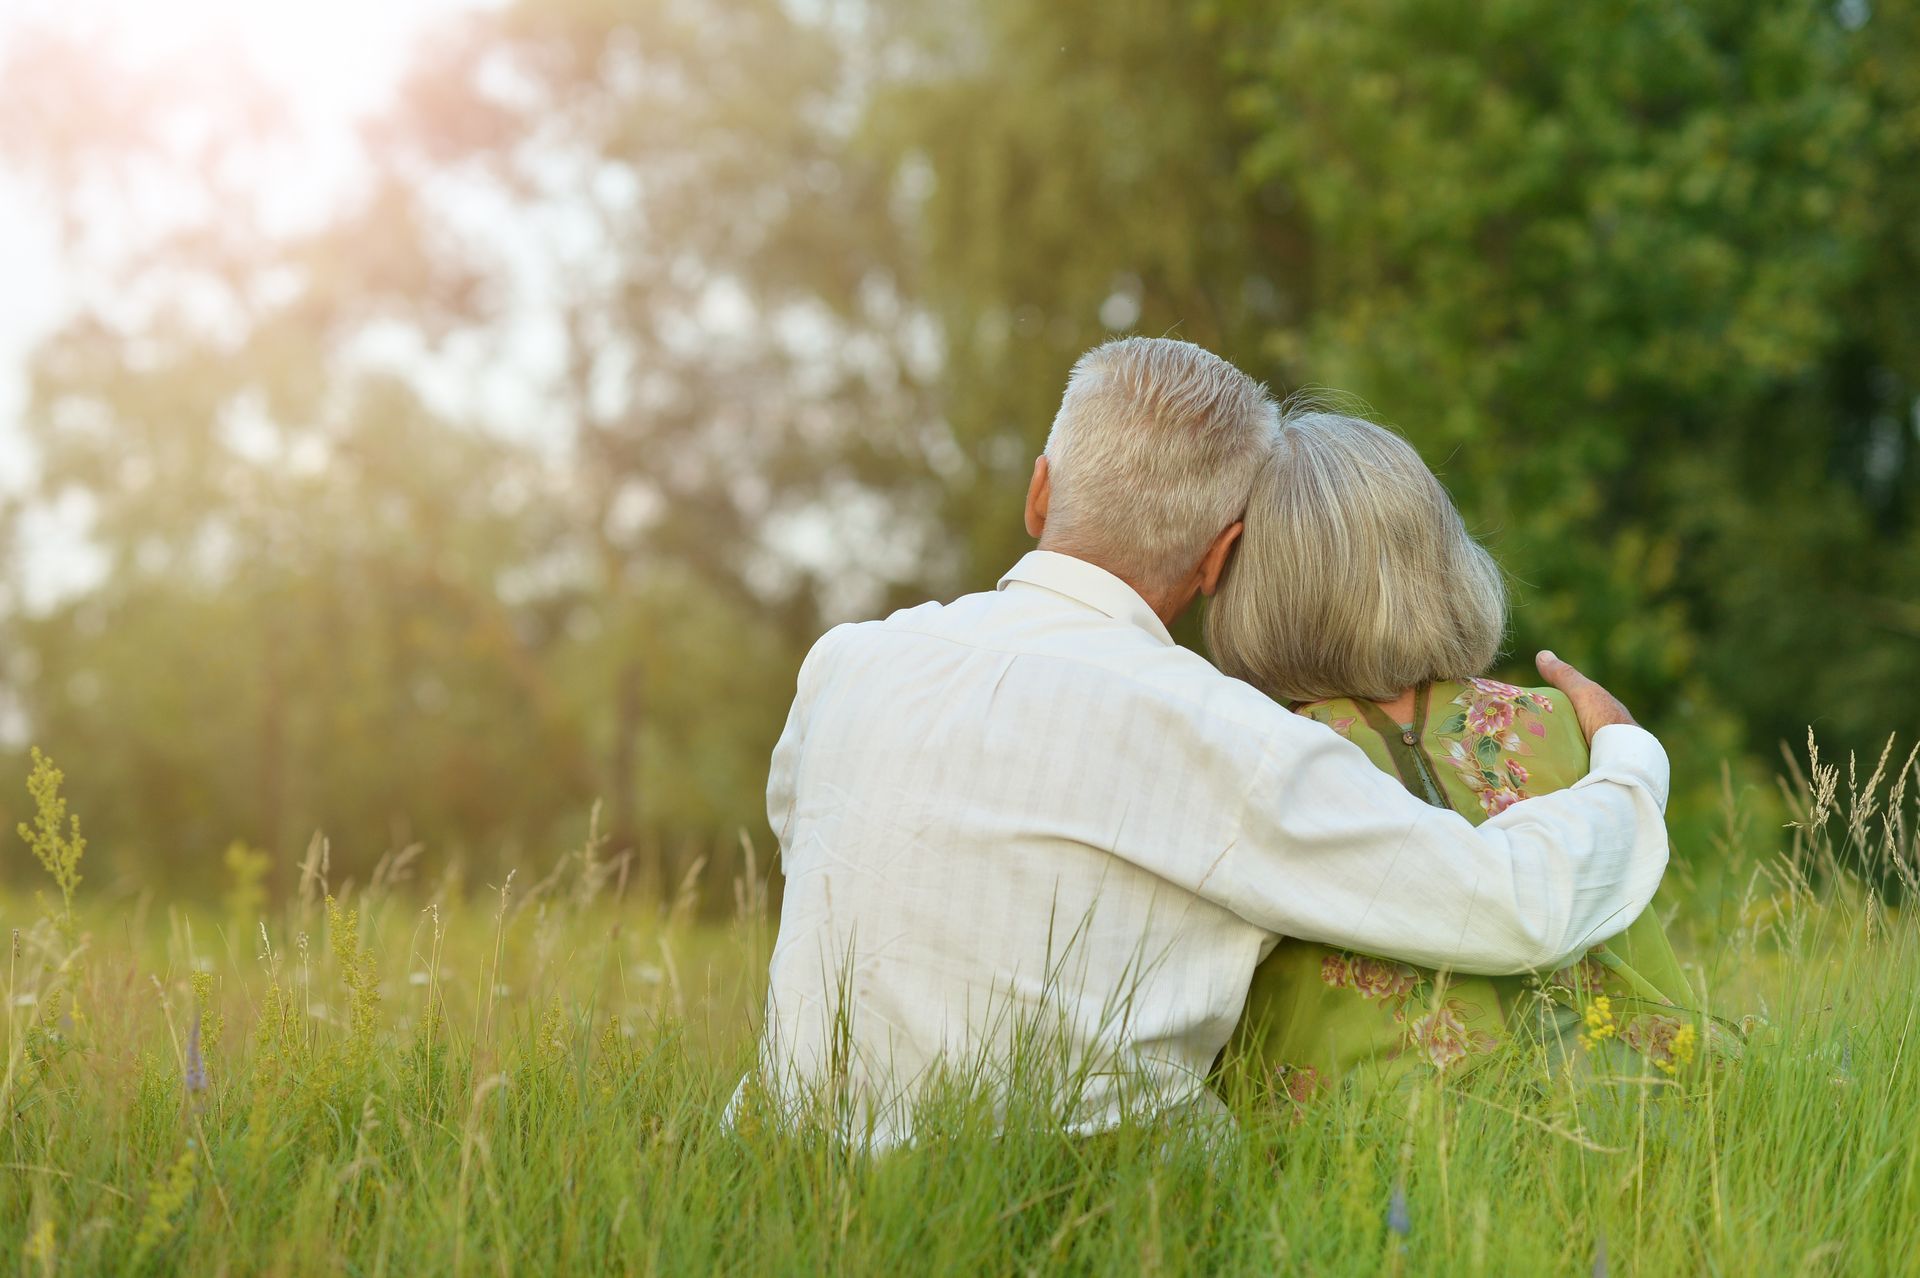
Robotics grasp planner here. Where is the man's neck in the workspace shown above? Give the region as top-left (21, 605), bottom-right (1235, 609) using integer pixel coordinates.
top-left (1032, 542), bottom-right (1188, 627)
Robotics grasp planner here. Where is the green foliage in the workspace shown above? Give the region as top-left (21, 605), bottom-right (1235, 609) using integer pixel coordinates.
top-left (325, 896), bottom-right (383, 1062)
top-left (1216, 0), bottom-right (1920, 764)
top-left (866, 0), bottom-right (1289, 590)
top-left (15, 988), bottom-right (72, 1091)
top-left (129, 1144), bottom-right (198, 1265)
top-left (15, 749), bottom-right (83, 937)
top-left (190, 969), bottom-right (223, 1056)
top-left (219, 843), bottom-right (269, 929)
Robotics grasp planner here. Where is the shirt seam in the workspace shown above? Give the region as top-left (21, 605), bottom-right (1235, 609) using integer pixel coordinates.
top-left (864, 618), bottom-right (1251, 714)
top-left (1215, 735), bottom-right (1282, 905)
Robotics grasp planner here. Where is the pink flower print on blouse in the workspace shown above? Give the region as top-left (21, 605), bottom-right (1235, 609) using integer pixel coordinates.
top-left (1551, 951), bottom-right (1611, 994)
top-left (1321, 953), bottom-right (1354, 989)
top-left (1276, 1063), bottom-right (1326, 1106)
top-left (1621, 1013), bottom-right (1696, 1075)
top-left (1465, 697), bottom-right (1517, 736)
top-left (1348, 957), bottom-right (1420, 1002)
top-left (1405, 999), bottom-right (1499, 1069)
top-left (1478, 786), bottom-right (1523, 817)
top-left (1467, 677), bottom-right (1526, 699)
top-left (1441, 680), bottom-right (1558, 815)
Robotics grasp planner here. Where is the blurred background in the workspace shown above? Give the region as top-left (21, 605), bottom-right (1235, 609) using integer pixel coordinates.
top-left (0, 0), bottom-right (1914, 904)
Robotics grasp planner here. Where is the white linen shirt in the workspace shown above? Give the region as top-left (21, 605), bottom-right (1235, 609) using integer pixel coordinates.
top-left (750, 551), bottom-right (1670, 1142)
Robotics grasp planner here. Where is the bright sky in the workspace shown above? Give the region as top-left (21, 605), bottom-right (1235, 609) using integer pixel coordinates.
top-left (0, 0), bottom-right (493, 603)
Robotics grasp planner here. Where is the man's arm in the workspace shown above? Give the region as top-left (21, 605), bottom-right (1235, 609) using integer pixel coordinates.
top-left (1219, 658), bottom-right (1669, 974)
top-left (764, 623), bottom-right (853, 844)
top-left (766, 694), bottom-right (805, 848)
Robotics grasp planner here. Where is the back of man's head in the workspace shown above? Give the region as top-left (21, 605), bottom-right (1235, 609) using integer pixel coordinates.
top-left (1041, 337), bottom-right (1279, 595)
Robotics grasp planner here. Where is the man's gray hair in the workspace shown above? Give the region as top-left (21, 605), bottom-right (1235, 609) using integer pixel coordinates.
top-left (1043, 338), bottom-right (1279, 594)
top-left (1206, 409), bottom-right (1507, 703)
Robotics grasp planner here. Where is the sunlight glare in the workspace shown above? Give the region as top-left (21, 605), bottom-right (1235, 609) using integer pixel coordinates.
top-left (16, 0), bottom-right (489, 126)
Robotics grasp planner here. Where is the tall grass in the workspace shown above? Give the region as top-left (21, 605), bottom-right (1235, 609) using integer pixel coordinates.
top-left (2, 738), bottom-right (1918, 1275)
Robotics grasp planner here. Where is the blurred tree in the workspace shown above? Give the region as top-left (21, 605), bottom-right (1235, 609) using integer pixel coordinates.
top-left (372, 0), bottom-right (936, 877)
top-left (7, 346), bottom-right (596, 888)
top-left (0, 0), bottom-right (928, 892)
top-left (1220, 0), bottom-right (1919, 773)
top-left (865, 0), bottom-right (1311, 604)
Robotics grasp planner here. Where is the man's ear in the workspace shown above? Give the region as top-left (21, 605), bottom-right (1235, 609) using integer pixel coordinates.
top-left (1024, 455), bottom-right (1052, 539)
top-left (1196, 521), bottom-right (1244, 597)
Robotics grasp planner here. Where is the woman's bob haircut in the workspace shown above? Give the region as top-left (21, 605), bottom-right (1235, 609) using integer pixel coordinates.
top-left (1206, 409), bottom-right (1506, 705)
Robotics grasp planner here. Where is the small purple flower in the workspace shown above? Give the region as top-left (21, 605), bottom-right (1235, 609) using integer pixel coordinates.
top-left (185, 1014), bottom-right (208, 1095)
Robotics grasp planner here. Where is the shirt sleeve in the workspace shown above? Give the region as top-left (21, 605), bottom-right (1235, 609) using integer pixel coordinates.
top-left (1221, 716), bottom-right (1671, 974)
top-left (765, 693), bottom-right (804, 849)
top-left (765, 625), bottom-right (849, 846)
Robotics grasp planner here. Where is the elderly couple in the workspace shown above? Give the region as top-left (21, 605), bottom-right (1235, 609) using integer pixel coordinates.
top-left (740, 337), bottom-right (1697, 1144)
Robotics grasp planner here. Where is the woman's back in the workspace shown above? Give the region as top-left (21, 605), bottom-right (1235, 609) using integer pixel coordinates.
top-left (1236, 678), bottom-right (1699, 1104)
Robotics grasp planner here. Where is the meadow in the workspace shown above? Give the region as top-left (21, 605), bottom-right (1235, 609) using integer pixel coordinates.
top-left (3, 738), bottom-right (1919, 1277)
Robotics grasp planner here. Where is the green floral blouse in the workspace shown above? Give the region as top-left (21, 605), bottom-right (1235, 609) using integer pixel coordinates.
top-left (1233, 677), bottom-right (1702, 1109)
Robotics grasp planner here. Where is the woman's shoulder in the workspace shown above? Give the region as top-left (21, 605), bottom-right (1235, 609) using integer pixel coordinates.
top-left (1432, 677), bottom-right (1569, 724)
top-left (1432, 677), bottom-right (1583, 743)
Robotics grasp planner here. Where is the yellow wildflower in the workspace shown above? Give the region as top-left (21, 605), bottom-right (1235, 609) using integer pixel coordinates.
top-left (1657, 1023), bottom-right (1699, 1076)
top-left (22, 1217), bottom-right (55, 1271)
top-left (132, 1145), bottom-right (198, 1261)
top-left (222, 841), bottom-right (271, 923)
top-left (17, 748), bottom-right (85, 939)
top-left (1579, 995), bottom-right (1616, 1051)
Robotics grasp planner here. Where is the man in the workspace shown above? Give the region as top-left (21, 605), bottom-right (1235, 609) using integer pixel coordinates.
top-left (743, 338), bottom-right (1668, 1144)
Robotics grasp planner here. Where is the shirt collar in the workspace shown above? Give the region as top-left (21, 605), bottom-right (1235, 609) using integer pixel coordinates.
top-left (996, 550), bottom-right (1175, 647)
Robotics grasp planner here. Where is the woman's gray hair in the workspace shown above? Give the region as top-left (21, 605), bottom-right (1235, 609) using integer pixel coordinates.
top-left (1205, 409), bottom-right (1506, 704)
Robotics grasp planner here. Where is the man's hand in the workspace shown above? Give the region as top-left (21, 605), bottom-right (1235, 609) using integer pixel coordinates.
top-left (1536, 651), bottom-right (1638, 742)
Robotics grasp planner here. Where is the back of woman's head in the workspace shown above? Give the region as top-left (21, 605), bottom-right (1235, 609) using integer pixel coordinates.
top-left (1205, 409), bottom-right (1506, 704)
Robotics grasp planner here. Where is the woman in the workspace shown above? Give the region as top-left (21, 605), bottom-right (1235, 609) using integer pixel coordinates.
top-left (1206, 410), bottom-right (1703, 1107)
